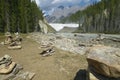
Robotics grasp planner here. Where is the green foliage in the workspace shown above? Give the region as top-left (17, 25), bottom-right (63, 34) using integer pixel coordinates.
top-left (62, 0), bottom-right (120, 34)
top-left (0, 0), bottom-right (43, 33)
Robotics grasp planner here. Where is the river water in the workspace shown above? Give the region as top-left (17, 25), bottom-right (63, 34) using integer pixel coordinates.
top-left (49, 23), bottom-right (79, 31)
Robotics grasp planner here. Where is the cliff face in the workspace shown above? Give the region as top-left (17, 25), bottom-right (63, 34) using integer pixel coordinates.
top-left (45, 5), bottom-right (84, 23)
top-left (38, 19), bottom-right (56, 34)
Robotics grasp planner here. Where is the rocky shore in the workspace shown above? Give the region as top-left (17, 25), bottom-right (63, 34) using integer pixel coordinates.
top-left (28, 32), bottom-right (120, 80)
top-left (0, 32), bottom-right (120, 80)
top-left (28, 32), bottom-right (120, 55)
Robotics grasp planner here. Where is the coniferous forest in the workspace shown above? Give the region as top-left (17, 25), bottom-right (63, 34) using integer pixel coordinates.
top-left (62, 0), bottom-right (120, 34)
top-left (0, 0), bottom-right (43, 33)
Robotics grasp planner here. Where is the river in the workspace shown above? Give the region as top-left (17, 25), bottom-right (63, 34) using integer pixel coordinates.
top-left (49, 23), bottom-right (79, 31)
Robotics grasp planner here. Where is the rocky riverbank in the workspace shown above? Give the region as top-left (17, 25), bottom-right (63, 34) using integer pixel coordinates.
top-left (28, 32), bottom-right (120, 80)
top-left (0, 32), bottom-right (120, 80)
top-left (28, 32), bottom-right (120, 55)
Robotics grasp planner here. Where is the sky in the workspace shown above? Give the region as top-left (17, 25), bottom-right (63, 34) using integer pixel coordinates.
top-left (35, 0), bottom-right (101, 10)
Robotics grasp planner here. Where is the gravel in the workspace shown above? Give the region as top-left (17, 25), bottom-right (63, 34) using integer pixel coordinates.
top-left (28, 32), bottom-right (120, 55)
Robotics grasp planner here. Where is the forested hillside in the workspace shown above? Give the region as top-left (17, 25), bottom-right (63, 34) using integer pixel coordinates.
top-left (0, 0), bottom-right (43, 33)
top-left (62, 0), bottom-right (120, 34)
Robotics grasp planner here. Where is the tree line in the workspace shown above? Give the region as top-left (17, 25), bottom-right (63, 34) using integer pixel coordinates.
top-left (0, 0), bottom-right (43, 33)
top-left (62, 0), bottom-right (120, 34)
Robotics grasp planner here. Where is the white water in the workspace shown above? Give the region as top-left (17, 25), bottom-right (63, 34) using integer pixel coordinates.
top-left (49, 23), bottom-right (79, 31)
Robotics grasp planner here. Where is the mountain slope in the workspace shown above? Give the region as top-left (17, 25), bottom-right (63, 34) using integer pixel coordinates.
top-left (45, 5), bottom-right (85, 23)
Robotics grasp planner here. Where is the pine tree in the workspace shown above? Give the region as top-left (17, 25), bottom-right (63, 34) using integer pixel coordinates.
top-left (62, 0), bottom-right (120, 34)
top-left (0, 0), bottom-right (44, 33)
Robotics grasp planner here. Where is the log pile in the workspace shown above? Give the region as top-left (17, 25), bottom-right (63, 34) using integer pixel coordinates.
top-left (2, 32), bottom-right (22, 50)
top-left (0, 55), bottom-right (35, 80)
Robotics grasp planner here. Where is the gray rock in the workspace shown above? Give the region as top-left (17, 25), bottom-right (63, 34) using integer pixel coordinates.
top-left (39, 20), bottom-right (48, 34)
top-left (87, 45), bottom-right (120, 78)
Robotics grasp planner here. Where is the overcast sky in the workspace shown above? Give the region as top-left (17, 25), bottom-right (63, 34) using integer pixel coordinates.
top-left (35, 0), bottom-right (101, 10)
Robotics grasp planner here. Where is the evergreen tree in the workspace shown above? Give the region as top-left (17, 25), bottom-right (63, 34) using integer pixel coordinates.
top-left (0, 0), bottom-right (43, 33)
top-left (62, 0), bottom-right (120, 34)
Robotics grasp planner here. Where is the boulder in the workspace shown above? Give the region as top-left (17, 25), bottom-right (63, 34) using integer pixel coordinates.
top-left (87, 45), bottom-right (120, 78)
